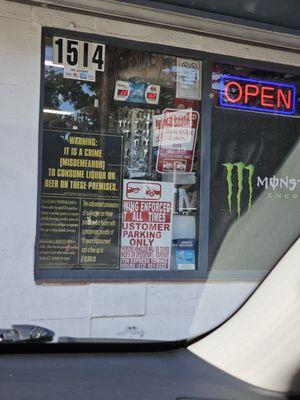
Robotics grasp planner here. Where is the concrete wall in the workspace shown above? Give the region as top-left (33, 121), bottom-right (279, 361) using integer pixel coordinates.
top-left (0, 0), bottom-right (267, 340)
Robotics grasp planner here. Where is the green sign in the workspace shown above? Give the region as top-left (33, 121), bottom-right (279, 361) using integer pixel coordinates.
top-left (222, 161), bottom-right (254, 218)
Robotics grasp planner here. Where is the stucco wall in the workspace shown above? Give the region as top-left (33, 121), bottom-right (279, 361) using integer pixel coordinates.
top-left (0, 0), bottom-right (262, 340)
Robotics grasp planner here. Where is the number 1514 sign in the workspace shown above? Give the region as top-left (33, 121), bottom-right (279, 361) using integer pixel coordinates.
top-left (53, 37), bottom-right (105, 82)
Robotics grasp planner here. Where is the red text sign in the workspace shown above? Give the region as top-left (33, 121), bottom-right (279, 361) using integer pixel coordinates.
top-left (121, 180), bottom-right (173, 270)
top-left (156, 109), bottom-right (199, 173)
top-left (219, 75), bottom-right (296, 115)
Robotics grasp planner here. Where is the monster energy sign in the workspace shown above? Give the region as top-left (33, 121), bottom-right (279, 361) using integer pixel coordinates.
top-left (222, 162), bottom-right (254, 218)
top-left (223, 162), bottom-right (300, 217)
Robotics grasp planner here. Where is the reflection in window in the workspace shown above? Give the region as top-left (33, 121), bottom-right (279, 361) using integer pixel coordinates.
top-left (36, 35), bottom-right (203, 273)
top-left (209, 63), bottom-right (300, 276)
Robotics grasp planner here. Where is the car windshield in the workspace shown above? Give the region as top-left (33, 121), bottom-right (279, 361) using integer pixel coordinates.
top-left (1, 32), bottom-right (299, 344)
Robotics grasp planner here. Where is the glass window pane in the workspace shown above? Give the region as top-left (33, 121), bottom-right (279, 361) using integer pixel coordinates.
top-left (209, 63), bottom-right (300, 276)
top-left (36, 34), bottom-right (203, 274)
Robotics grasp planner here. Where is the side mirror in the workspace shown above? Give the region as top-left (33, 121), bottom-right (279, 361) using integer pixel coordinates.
top-left (0, 324), bottom-right (55, 343)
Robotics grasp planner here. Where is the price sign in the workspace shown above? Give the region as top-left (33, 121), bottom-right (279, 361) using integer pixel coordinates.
top-left (52, 37), bottom-right (105, 81)
top-left (114, 80), bottom-right (160, 104)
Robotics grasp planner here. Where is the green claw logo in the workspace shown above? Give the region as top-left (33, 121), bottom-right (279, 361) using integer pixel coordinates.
top-left (222, 162), bottom-right (255, 218)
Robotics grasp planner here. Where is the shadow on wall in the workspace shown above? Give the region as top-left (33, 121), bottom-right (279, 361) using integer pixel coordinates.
top-left (288, 367), bottom-right (300, 397)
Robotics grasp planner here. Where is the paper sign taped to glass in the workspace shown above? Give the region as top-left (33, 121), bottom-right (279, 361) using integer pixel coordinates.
top-left (120, 179), bottom-right (174, 270)
top-left (53, 37), bottom-right (105, 82)
top-left (176, 239), bottom-right (196, 270)
top-left (64, 66), bottom-right (96, 82)
top-left (155, 108), bottom-right (199, 173)
top-left (176, 58), bottom-right (202, 100)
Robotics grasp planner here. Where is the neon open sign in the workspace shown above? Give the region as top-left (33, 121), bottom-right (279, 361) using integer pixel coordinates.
top-left (219, 75), bottom-right (296, 115)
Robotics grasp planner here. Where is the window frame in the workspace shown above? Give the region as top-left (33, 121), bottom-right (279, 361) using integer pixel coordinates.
top-left (35, 27), bottom-right (300, 283)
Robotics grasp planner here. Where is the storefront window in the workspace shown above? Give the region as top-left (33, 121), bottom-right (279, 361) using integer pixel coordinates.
top-left (36, 31), bottom-right (300, 281)
top-left (35, 32), bottom-right (202, 278)
top-left (209, 63), bottom-right (300, 276)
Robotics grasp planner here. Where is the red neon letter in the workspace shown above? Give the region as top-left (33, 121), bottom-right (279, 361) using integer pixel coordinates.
top-left (244, 84), bottom-right (259, 104)
top-left (277, 89), bottom-right (292, 110)
top-left (261, 86), bottom-right (275, 108)
top-left (224, 81), bottom-right (243, 103)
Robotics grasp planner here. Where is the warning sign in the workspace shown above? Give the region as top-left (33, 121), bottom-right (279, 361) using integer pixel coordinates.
top-left (120, 179), bottom-right (174, 270)
top-left (156, 108), bottom-right (199, 173)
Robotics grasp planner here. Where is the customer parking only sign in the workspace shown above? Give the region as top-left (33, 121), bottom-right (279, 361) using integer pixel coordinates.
top-left (120, 180), bottom-right (174, 270)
